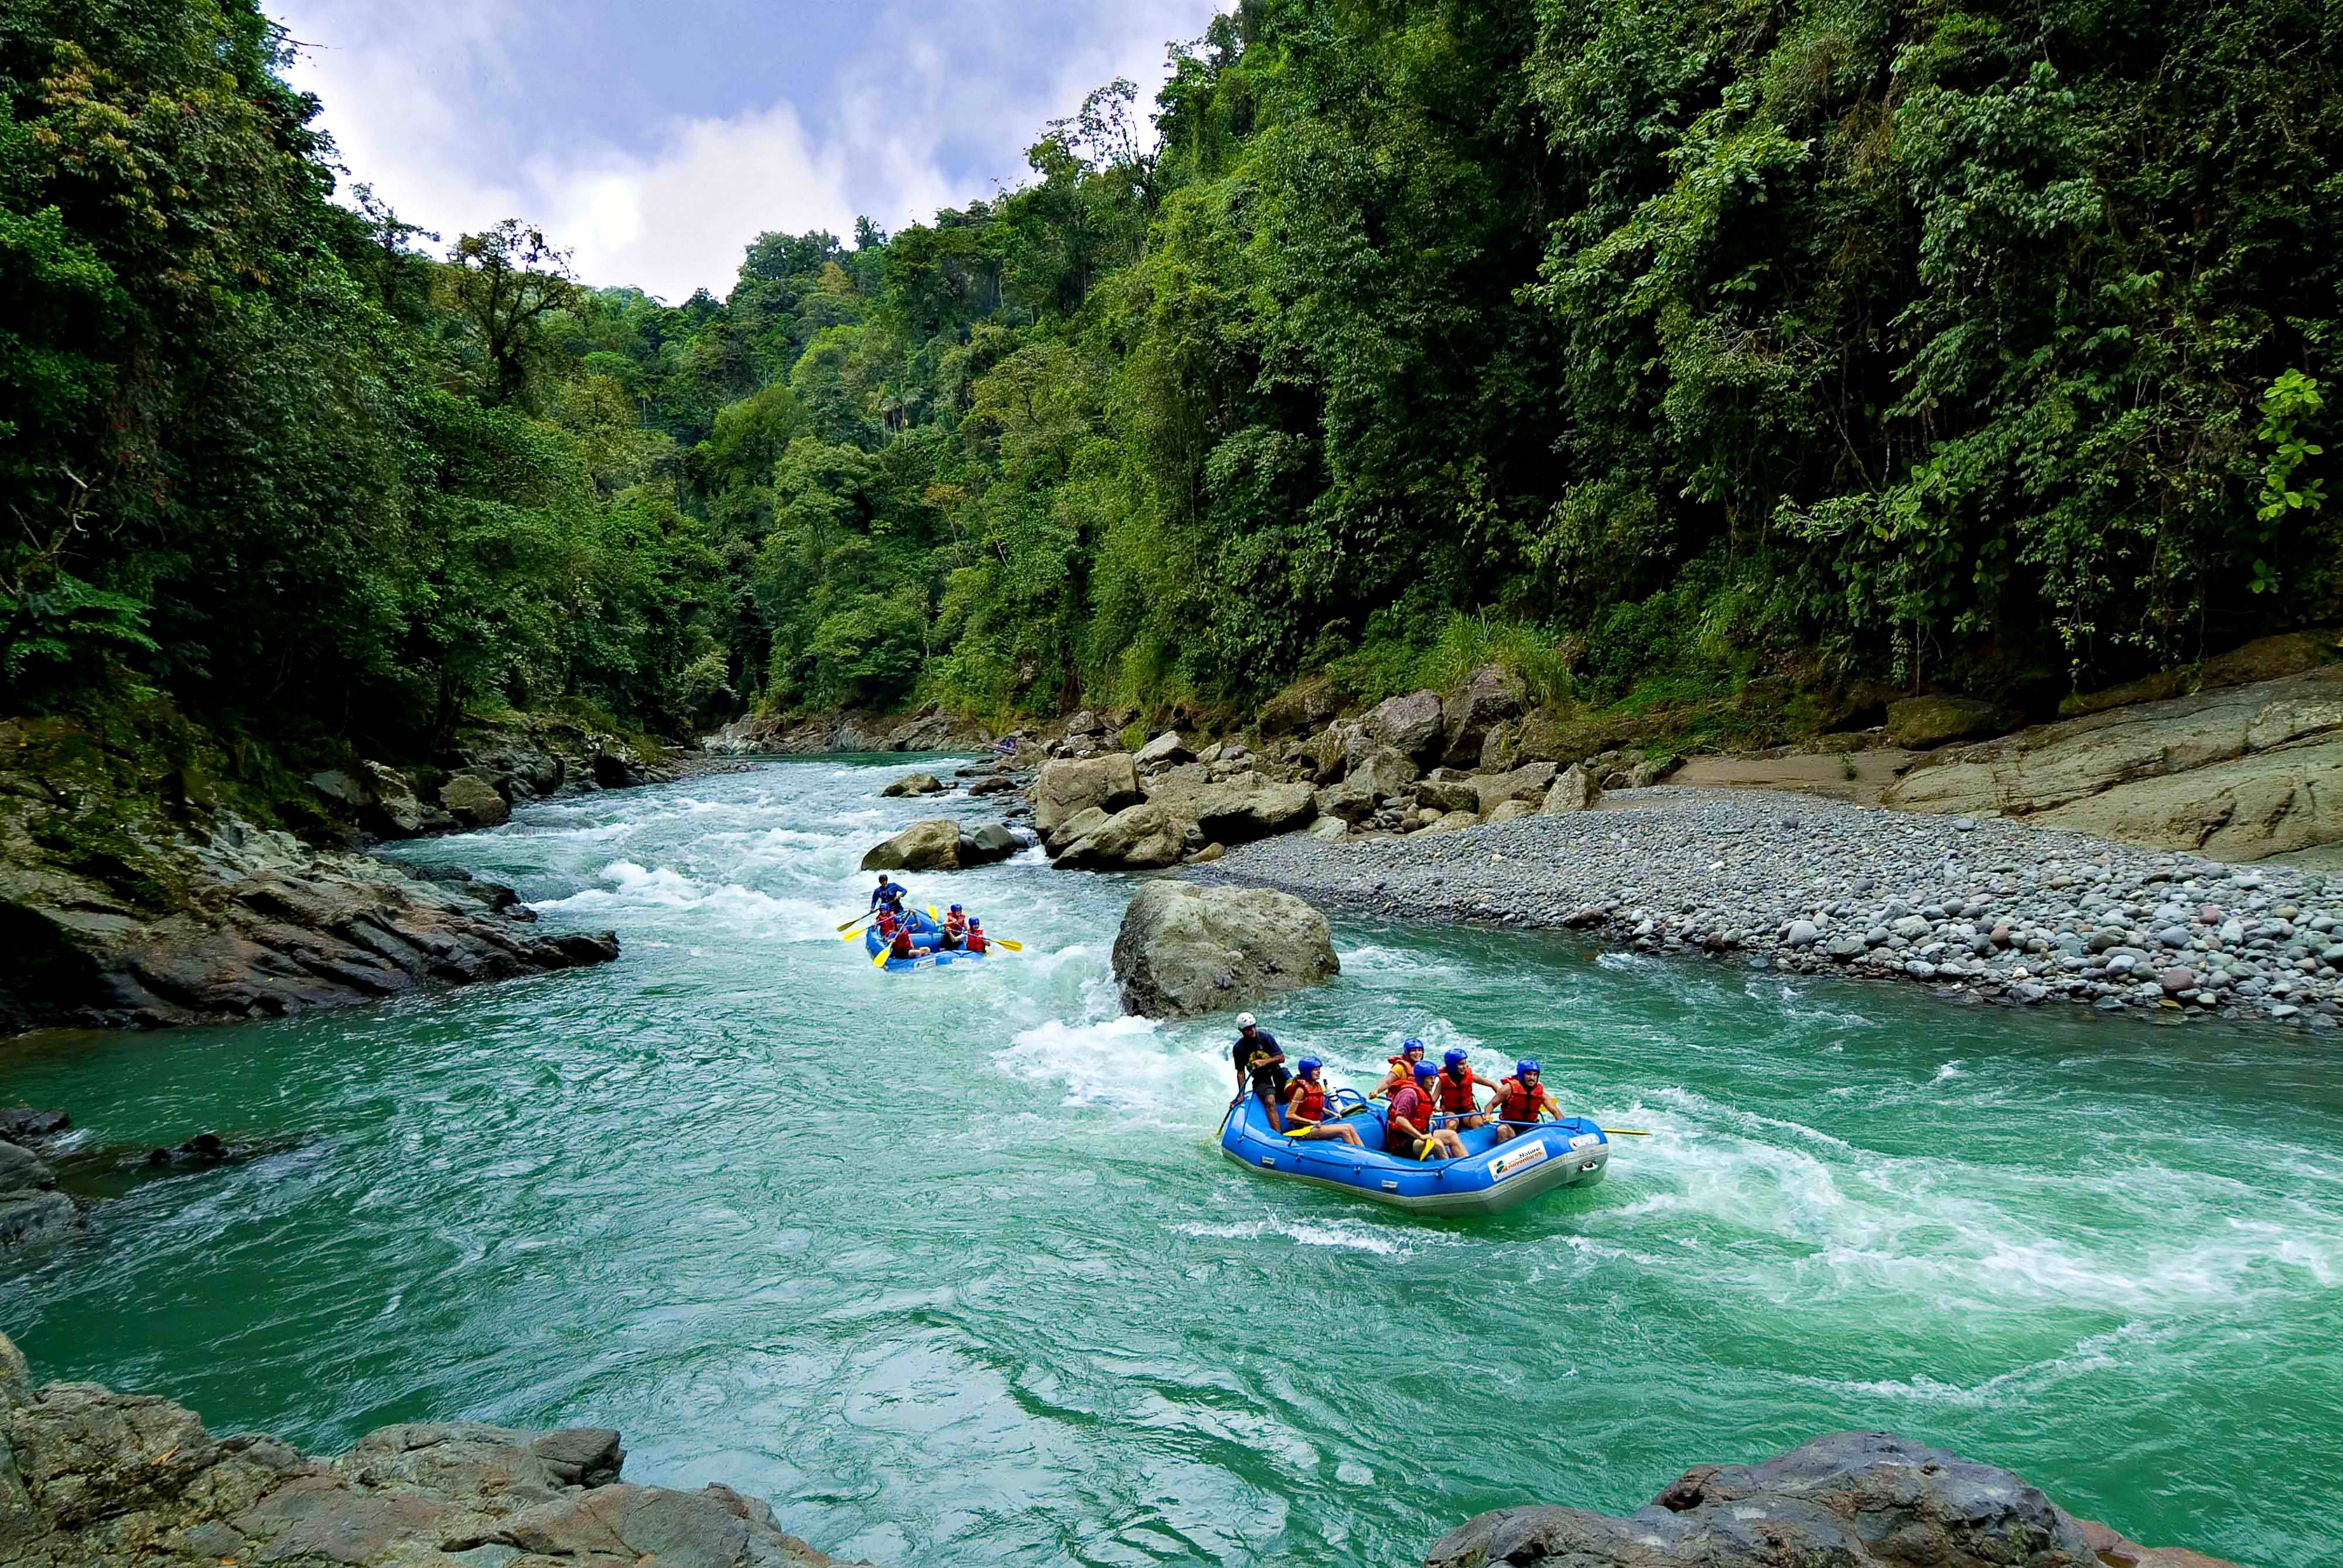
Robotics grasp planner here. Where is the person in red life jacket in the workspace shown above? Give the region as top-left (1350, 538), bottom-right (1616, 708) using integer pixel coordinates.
top-left (1429, 1046), bottom-right (1492, 1132)
top-left (1371, 1037), bottom-right (1428, 1100)
top-left (1385, 1061), bottom-right (1466, 1160)
top-left (874, 906), bottom-right (901, 941)
top-left (939, 903), bottom-right (969, 949)
top-left (1279, 1058), bottom-right (1363, 1145)
top-left (963, 917), bottom-right (988, 955)
top-left (1490, 1059), bottom-right (1559, 1144)
top-left (887, 919), bottom-right (918, 963)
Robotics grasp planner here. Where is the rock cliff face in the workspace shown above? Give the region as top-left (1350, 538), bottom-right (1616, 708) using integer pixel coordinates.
top-left (0, 717), bottom-right (617, 1035)
top-left (0, 1333), bottom-right (876, 1568)
top-left (1886, 667), bottom-right (2343, 862)
top-left (701, 708), bottom-right (992, 756)
top-left (1423, 1432), bottom-right (2239, 1568)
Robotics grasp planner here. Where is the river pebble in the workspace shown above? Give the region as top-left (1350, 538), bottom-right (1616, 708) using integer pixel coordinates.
top-left (1190, 786), bottom-right (2343, 1030)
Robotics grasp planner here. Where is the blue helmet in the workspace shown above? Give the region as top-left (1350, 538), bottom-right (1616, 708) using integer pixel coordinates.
top-left (1297, 1056), bottom-right (1322, 1077)
top-left (949, 903), bottom-right (962, 911)
top-left (1412, 1060), bottom-right (1438, 1081)
top-left (1443, 1047), bottom-right (1468, 1068)
top-left (1401, 1037), bottom-right (1426, 1057)
top-left (1517, 1058), bottom-right (1542, 1078)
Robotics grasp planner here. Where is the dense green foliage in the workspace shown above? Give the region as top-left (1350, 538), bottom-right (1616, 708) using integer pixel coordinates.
top-left (5, 0), bottom-right (2339, 751)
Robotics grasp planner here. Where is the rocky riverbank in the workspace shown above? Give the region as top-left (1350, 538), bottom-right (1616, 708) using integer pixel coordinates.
top-left (1, 710), bottom-right (625, 1035)
top-left (1191, 784), bottom-right (2343, 1030)
top-left (0, 1334), bottom-right (2239, 1568)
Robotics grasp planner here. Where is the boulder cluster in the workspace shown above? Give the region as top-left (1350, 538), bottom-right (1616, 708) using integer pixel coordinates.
top-left (1023, 669), bottom-right (1663, 872)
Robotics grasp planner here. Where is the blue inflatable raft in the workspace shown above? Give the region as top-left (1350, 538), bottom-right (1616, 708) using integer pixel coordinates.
top-left (863, 909), bottom-right (987, 970)
top-left (1218, 1088), bottom-right (1610, 1215)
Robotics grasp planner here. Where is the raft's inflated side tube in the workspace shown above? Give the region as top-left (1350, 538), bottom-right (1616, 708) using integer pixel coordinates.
top-left (1217, 1091), bottom-right (1608, 1217)
top-left (863, 909), bottom-right (983, 970)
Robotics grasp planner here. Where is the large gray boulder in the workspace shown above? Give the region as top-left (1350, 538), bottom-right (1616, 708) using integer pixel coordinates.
top-left (1363, 689), bottom-right (1446, 763)
top-left (879, 771), bottom-right (944, 797)
top-left (1413, 773), bottom-right (1483, 815)
top-left (1472, 760), bottom-right (1557, 814)
top-left (1133, 730), bottom-right (1194, 770)
top-left (957, 824), bottom-right (1022, 865)
top-left (1419, 1430), bottom-right (2236, 1568)
top-left (1032, 754), bottom-right (1142, 843)
top-left (1050, 802), bottom-right (1187, 870)
top-left (1193, 780), bottom-right (1317, 844)
top-left (1345, 743), bottom-right (1420, 800)
top-left (1885, 665), bottom-right (2343, 861)
top-left (1541, 763), bottom-right (1601, 814)
top-left (1441, 665), bottom-right (1526, 768)
top-left (1110, 882), bottom-right (1338, 1017)
top-left (859, 818), bottom-right (964, 871)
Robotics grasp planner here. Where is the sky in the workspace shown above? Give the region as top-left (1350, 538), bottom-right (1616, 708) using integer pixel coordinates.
top-left (274, 0), bottom-right (1227, 303)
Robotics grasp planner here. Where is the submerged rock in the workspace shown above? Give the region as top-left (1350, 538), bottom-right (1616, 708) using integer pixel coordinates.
top-left (1423, 1430), bottom-right (2235, 1568)
top-left (0, 1331), bottom-right (881, 1567)
top-left (1110, 881), bottom-right (1338, 1017)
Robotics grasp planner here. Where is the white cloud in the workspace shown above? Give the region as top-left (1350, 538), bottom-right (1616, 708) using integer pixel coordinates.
top-left (276, 0), bottom-right (1224, 302)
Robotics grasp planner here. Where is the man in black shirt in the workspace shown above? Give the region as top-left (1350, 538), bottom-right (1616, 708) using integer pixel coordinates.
top-left (1231, 1012), bottom-right (1290, 1131)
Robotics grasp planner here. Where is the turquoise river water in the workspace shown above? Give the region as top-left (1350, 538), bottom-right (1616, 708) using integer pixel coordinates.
top-left (3, 757), bottom-right (2338, 1567)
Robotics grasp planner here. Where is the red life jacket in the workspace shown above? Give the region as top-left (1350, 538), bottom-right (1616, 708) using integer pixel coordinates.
top-left (1433, 1066), bottom-right (1480, 1113)
top-left (1385, 1084), bottom-right (1427, 1152)
top-left (965, 928), bottom-right (987, 954)
top-left (890, 927), bottom-right (915, 959)
top-left (1289, 1075), bottom-right (1327, 1123)
top-left (876, 910), bottom-right (899, 937)
top-left (1498, 1077), bottom-right (1548, 1123)
top-left (943, 911), bottom-right (968, 937)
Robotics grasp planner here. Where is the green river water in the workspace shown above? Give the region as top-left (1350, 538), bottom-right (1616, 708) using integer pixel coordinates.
top-left (3, 757), bottom-right (2338, 1567)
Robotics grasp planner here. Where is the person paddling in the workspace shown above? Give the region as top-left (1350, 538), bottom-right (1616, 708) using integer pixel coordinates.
top-left (1491, 1059), bottom-right (1559, 1144)
top-left (1430, 1046), bottom-right (1492, 1132)
top-left (1280, 1058), bottom-right (1364, 1145)
top-left (1386, 1060), bottom-right (1466, 1160)
top-left (1372, 1037), bottom-right (1428, 1101)
top-left (887, 920), bottom-right (918, 963)
top-left (940, 903), bottom-right (969, 950)
top-left (870, 874), bottom-right (905, 911)
top-left (964, 917), bottom-right (988, 955)
top-left (1231, 1013), bottom-right (1290, 1131)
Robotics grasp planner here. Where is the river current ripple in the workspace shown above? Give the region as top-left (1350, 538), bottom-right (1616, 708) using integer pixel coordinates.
top-left (3, 759), bottom-right (2338, 1566)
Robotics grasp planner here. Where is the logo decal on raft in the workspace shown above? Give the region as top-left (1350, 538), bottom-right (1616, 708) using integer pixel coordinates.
top-left (1490, 1140), bottom-right (1549, 1181)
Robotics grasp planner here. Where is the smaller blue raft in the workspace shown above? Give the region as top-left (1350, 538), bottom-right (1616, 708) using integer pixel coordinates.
top-left (864, 909), bottom-right (987, 971)
top-left (1218, 1088), bottom-right (1609, 1215)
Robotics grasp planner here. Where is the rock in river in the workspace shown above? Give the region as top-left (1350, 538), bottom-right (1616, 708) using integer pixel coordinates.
top-left (1422, 1430), bottom-right (2238, 1568)
top-left (860, 818), bottom-right (965, 872)
top-left (879, 771), bottom-right (944, 797)
top-left (1110, 881), bottom-right (1338, 1018)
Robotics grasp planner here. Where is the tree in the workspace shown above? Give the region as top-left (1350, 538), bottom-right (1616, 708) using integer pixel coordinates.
top-left (446, 220), bottom-right (581, 406)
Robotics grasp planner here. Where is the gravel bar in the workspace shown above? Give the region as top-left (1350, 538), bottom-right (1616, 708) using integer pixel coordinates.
top-left (1186, 786), bottom-right (2343, 1030)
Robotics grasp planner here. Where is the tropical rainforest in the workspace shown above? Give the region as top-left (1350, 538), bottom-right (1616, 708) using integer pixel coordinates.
top-left (4, 0), bottom-right (2338, 764)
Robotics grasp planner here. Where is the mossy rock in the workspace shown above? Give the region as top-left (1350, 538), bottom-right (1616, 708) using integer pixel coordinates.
top-left (1885, 695), bottom-right (2007, 750)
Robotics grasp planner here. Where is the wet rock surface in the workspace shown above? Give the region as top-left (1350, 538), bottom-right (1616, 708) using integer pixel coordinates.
top-left (0, 1331), bottom-right (883, 1567)
top-left (0, 807), bottom-right (619, 1036)
top-left (1110, 881), bottom-right (1338, 1018)
top-left (1422, 1431), bottom-right (2238, 1568)
top-left (1193, 785), bottom-right (2343, 1029)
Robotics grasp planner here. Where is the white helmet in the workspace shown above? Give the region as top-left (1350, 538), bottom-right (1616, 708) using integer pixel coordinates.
top-left (1236, 1012), bottom-right (1257, 1029)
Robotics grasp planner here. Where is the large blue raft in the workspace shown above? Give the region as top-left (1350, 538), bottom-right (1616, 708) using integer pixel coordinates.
top-left (863, 908), bottom-right (988, 970)
top-left (1218, 1087), bottom-right (1610, 1215)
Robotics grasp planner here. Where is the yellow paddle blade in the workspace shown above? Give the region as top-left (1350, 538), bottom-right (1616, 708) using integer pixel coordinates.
top-left (871, 946), bottom-right (889, 967)
top-left (994, 938), bottom-right (1022, 951)
top-left (836, 911), bottom-right (870, 931)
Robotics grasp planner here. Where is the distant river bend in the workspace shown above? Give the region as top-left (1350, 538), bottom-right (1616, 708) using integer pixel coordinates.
top-left (3, 757), bottom-right (2337, 1568)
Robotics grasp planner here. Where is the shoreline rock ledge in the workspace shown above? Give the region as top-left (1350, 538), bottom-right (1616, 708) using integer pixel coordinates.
top-left (1424, 1431), bottom-right (2240, 1568)
top-left (1111, 881), bottom-right (1337, 1017)
top-left (0, 1331), bottom-right (880, 1568)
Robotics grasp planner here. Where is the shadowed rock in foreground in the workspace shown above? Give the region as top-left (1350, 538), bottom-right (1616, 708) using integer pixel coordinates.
top-left (1424, 1432), bottom-right (2238, 1568)
top-left (0, 1333), bottom-right (877, 1567)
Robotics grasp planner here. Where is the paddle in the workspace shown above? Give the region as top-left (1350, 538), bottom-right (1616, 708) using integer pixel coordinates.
top-left (837, 909), bottom-right (875, 934)
top-left (1485, 1118), bottom-right (1651, 1137)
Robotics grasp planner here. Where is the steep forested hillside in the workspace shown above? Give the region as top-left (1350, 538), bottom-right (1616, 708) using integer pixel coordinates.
top-left (5, 0), bottom-right (2338, 764)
